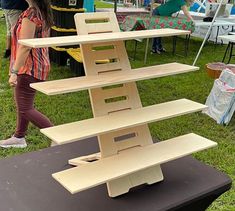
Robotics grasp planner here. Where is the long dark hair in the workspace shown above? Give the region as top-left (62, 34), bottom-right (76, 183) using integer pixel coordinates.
top-left (34, 0), bottom-right (53, 29)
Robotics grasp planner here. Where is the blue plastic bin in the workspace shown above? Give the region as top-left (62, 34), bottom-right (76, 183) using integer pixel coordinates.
top-left (84, 0), bottom-right (94, 12)
top-left (190, 3), bottom-right (205, 13)
top-left (231, 6), bottom-right (235, 14)
top-left (144, 0), bottom-right (151, 6)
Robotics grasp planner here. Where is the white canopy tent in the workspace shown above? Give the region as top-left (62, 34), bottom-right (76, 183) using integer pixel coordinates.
top-left (114, 0), bottom-right (226, 65)
top-left (114, 0), bottom-right (143, 11)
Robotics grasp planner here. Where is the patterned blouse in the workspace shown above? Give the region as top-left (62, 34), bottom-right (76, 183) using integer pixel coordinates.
top-left (10, 7), bottom-right (50, 81)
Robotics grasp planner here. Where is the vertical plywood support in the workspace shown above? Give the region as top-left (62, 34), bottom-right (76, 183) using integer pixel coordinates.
top-left (107, 165), bottom-right (163, 197)
top-left (74, 12), bottom-right (163, 197)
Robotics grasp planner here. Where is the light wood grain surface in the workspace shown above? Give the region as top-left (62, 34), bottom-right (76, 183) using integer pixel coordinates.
top-left (19, 28), bottom-right (190, 48)
top-left (30, 63), bottom-right (198, 95)
top-left (41, 99), bottom-right (207, 145)
top-left (52, 133), bottom-right (217, 194)
top-left (43, 12), bottom-right (216, 198)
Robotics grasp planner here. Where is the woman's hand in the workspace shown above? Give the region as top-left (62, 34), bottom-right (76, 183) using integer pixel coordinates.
top-left (181, 5), bottom-right (194, 22)
top-left (9, 73), bottom-right (18, 87)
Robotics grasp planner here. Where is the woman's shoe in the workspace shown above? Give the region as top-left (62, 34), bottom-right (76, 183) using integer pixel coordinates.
top-left (0, 136), bottom-right (27, 148)
top-left (159, 48), bottom-right (166, 53)
top-left (151, 49), bottom-right (161, 54)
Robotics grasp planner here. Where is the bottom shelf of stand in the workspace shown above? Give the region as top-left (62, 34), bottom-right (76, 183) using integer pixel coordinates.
top-left (52, 133), bottom-right (217, 194)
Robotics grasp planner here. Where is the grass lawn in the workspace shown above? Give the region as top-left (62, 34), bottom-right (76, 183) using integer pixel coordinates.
top-left (94, 0), bottom-right (115, 8)
top-left (0, 6), bottom-right (235, 210)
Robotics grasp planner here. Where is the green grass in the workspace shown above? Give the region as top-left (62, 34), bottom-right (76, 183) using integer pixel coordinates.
top-left (95, 0), bottom-right (115, 8)
top-left (0, 8), bottom-right (235, 210)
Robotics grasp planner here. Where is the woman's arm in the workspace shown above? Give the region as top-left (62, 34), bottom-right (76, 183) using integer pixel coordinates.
top-left (13, 18), bottom-right (36, 71)
top-left (9, 18), bottom-right (36, 86)
top-left (181, 5), bottom-right (194, 21)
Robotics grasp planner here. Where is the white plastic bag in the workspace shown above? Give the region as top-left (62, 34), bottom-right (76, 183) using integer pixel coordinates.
top-left (204, 69), bottom-right (235, 125)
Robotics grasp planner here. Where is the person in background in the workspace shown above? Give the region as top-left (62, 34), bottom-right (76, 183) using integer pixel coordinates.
top-left (0, 0), bottom-right (53, 148)
top-left (152, 0), bottom-right (194, 54)
top-left (1, 0), bottom-right (28, 58)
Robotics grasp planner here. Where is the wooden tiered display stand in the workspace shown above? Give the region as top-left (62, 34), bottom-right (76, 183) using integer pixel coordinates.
top-left (19, 12), bottom-right (217, 197)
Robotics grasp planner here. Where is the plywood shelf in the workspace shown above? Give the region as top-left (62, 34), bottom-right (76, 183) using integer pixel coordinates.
top-left (41, 99), bottom-right (207, 145)
top-left (52, 133), bottom-right (217, 194)
top-left (20, 12), bottom-right (217, 197)
top-left (30, 63), bottom-right (198, 95)
top-left (19, 28), bottom-right (190, 48)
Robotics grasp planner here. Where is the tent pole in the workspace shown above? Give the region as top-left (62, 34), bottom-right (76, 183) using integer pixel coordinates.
top-left (114, 0), bottom-right (117, 13)
top-left (193, 0), bottom-right (225, 66)
top-left (144, 0), bottom-right (154, 64)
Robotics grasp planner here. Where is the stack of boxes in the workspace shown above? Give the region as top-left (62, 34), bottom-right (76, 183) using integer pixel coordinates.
top-left (50, 0), bottom-right (85, 76)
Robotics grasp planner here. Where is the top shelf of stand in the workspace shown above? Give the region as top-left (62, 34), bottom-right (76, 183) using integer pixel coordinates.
top-left (18, 28), bottom-right (190, 48)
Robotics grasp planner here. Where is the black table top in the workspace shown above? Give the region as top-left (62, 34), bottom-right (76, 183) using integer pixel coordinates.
top-left (0, 137), bottom-right (231, 211)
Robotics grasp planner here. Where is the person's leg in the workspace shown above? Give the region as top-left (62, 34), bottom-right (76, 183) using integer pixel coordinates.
top-left (14, 74), bottom-right (53, 138)
top-left (152, 38), bottom-right (157, 51)
top-left (8, 9), bottom-right (23, 28)
top-left (3, 9), bottom-right (11, 58)
top-left (156, 37), bottom-right (162, 50)
top-left (14, 76), bottom-right (33, 138)
top-left (152, 37), bottom-right (162, 54)
top-left (151, 9), bottom-right (164, 54)
top-left (3, 9), bottom-right (23, 58)
top-left (6, 35), bottom-right (11, 50)
top-left (0, 74), bottom-right (53, 148)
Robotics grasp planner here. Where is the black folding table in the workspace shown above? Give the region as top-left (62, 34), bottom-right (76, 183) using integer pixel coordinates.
top-left (0, 137), bottom-right (231, 211)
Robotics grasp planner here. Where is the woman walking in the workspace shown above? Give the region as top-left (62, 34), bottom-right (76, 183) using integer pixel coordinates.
top-left (0, 0), bottom-right (54, 148)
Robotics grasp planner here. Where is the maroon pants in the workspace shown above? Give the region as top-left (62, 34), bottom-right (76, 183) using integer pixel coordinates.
top-left (14, 74), bottom-right (53, 138)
